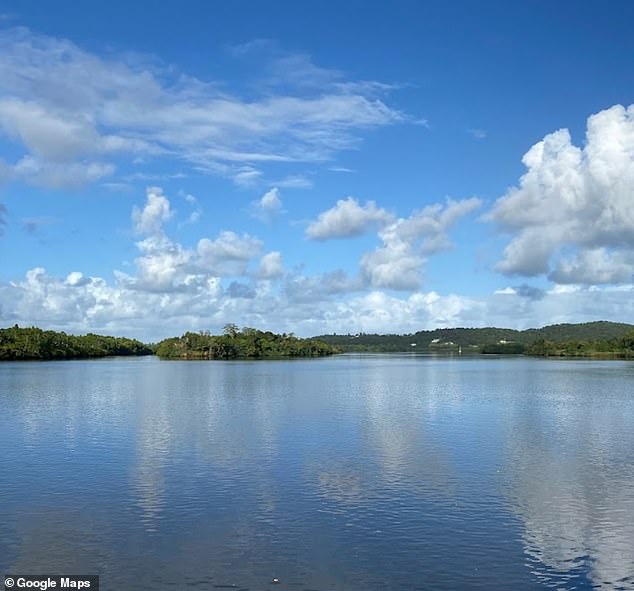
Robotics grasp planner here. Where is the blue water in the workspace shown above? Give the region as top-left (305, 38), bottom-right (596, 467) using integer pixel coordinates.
top-left (1, 355), bottom-right (633, 590)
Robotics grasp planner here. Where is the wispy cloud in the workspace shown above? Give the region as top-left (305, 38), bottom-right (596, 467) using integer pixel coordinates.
top-left (274, 174), bottom-right (313, 189)
top-left (467, 128), bottom-right (487, 139)
top-left (0, 27), bottom-right (406, 189)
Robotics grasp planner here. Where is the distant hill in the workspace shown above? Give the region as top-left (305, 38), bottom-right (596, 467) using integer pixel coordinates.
top-left (313, 321), bottom-right (634, 352)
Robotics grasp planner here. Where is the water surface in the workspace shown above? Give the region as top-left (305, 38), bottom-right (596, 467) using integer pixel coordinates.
top-left (1, 355), bottom-right (633, 590)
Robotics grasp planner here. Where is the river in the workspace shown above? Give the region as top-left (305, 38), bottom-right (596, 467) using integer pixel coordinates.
top-left (1, 355), bottom-right (633, 590)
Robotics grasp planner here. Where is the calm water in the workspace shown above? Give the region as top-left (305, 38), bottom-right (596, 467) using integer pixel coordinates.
top-left (1, 355), bottom-right (633, 591)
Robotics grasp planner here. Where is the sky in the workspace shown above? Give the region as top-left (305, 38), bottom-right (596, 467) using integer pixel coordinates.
top-left (1, 0), bottom-right (634, 341)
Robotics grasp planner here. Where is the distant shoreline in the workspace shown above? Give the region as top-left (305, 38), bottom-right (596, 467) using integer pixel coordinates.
top-left (2, 321), bottom-right (634, 361)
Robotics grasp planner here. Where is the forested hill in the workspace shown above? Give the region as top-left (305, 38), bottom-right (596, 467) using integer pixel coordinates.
top-left (0, 326), bottom-right (153, 360)
top-left (313, 321), bottom-right (634, 352)
top-left (156, 325), bottom-right (340, 359)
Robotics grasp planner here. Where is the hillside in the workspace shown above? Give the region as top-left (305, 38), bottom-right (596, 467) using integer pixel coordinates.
top-left (313, 321), bottom-right (634, 352)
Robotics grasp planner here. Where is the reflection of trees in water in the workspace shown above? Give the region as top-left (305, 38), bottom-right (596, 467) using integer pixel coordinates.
top-left (502, 375), bottom-right (634, 590)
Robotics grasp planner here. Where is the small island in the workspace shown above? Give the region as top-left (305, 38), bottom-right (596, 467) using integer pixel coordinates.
top-left (155, 324), bottom-right (340, 359)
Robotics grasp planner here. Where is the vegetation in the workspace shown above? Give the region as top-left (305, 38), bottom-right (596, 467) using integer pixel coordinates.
top-left (480, 342), bottom-right (526, 355)
top-left (313, 321), bottom-right (634, 355)
top-left (4, 321), bottom-right (633, 362)
top-left (525, 331), bottom-right (634, 358)
top-left (0, 325), bottom-right (153, 360)
top-left (155, 324), bottom-right (340, 359)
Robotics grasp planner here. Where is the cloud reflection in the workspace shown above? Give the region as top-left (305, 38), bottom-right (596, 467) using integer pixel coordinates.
top-left (501, 368), bottom-right (634, 590)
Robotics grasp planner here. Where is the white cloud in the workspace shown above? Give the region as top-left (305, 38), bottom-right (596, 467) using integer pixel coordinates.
top-left (360, 198), bottom-right (482, 290)
top-left (132, 187), bottom-right (173, 236)
top-left (250, 187), bottom-right (283, 222)
top-left (125, 187), bottom-right (266, 292)
top-left (489, 104), bottom-right (634, 284)
top-left (306, 197), bottom-right (394, 240)
top-left (255, 251), bottom-right (284, 279)
top-left (196, 231), bottom-right (262, 276)
top-left (274, 174), bottom-right (313, 189)
top-left (284, 270), bottom-right (362, 303)
top-left (3, 262), bottom-right (634, 341)
top-left (13, 156), bottom-right (114, 188)
top-left (131, 235), bottom-right (193, 292)
top-left (187, 210), bottom-right (201, 224)
top-left (360, 247), bottom-right (423, 291)
top-left (260, 188), bottom-right (282, 211)
top-left (0, 27), bottom-right (404, 188)
top-left (65, 271), bottom-right (91, 287)
top-left (549, 248), bottom-right (633, 284)
top-left (232, 167), bottom-right (263, 188)
top-left (0, 186), bottom-right (484, 337)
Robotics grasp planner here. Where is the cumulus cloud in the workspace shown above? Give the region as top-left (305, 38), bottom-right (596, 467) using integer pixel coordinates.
top-left (226, 281), bottom-right (256, 299)
top-left (196, 232), bottom-right (262, 276)
top-left (306, 197), bottom-right (394, 240)
top-left (489, 104), bottom-right (634, 285)
top-left (0, 185), bottom-right (488, 338)
top-left (131, 235), bottom-right (193, 292)
top-left (256, 251), bottom-right (284, 279)
top-left (2, 261), bottom-right (634, 341)
top-left (285, 270), bottom-right (362, 303)
top-left (512, 284), bottom-right (546, 301)
top-left (360, 198), bottom-right (482, 290)
top-left (0, 27), bottom-right (404, 188)
top-left (132, 187), bottom-right (173, 236)
top-left (549, 248), bottom-right (633, 285)
top-left (65, 271), bottom-right (91, 287)
top-left (250, 187), bottom-right (283, 222)
top-left (120, 187), bottom-right (267, 293)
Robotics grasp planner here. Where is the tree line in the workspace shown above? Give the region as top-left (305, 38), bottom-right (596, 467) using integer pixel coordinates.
top-left (0, 325), bottom-right (153, 360)
top-left (155, 324), bottom-right (340, 359)
top-left (523, 332), bottom-right (634, 358)
top-left (313, 321), bottom-right (634, 354)
top-left (4, 321), bottom-right (634, 361)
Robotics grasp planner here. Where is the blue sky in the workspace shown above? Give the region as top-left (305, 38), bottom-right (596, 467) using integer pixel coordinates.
top-left (1, 1), bottom-right (634, 340)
